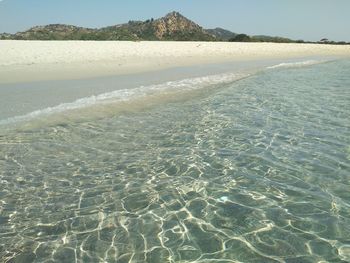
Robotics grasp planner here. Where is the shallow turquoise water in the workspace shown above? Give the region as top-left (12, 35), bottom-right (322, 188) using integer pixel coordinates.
top-left (0, 60), bottom-right (350, 262)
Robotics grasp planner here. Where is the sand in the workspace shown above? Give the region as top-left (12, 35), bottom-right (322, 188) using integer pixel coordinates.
top-left (0, 40), bottom-right (349, 83)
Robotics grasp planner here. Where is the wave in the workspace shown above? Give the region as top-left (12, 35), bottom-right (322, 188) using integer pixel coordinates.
top-left (267, 60), bottom-right (323, 69)
top-left (0, 72), bottom-right (249, 126)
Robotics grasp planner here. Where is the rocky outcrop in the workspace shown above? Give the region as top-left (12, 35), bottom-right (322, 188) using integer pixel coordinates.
top-left (102, 11), bottom-right (216, 41)
top-left (153, 11), bottom-right (208, 39)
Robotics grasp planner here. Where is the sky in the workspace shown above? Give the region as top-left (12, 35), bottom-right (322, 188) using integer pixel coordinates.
top-left (0, 0), bottom-right (349, 42)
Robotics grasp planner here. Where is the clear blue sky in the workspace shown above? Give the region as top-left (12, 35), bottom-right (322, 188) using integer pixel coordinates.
top-left (0, 0), bottom-right (349, 41)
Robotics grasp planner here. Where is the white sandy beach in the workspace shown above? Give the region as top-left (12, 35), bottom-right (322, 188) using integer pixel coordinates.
top-left (0, 40), bottom-right (349, 83)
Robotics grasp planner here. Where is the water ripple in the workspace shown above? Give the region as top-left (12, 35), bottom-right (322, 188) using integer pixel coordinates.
top-left (0, 60), bottom-right (350, 262)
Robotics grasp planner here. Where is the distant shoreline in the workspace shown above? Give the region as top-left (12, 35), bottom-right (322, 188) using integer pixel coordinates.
top-left (0, 41), bottom-right (349, 84)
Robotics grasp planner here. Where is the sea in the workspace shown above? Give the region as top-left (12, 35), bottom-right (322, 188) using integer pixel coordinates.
top-left (0, 58), bottom-right (349, 262)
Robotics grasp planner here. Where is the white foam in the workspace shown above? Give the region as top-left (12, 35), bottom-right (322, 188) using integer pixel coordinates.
top-left (267, 60), bottom-right (322, 69)
top-left (0, 72), bottom-right (249, 126)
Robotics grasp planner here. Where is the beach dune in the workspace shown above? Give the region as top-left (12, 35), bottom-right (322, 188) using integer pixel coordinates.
top-left (0, 40), bottom-right (349, 83)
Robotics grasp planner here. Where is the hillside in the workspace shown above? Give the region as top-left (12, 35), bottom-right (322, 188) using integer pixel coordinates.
top-left (205, 27), bottom-right (237, 41)
top-left (0, 12), bottom-right (216, 41)
top-left (6, 24), bottom-right (97, 40)
top-left (1, 11), bottom-right (348, 44)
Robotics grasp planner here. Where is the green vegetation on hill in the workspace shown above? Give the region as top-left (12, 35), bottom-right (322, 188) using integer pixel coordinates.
top-left (228, 34), bottom-right (349, 45)
top-left (205, 28), bottom-right (237, 41)
top-left (229, 34), bottom-right (294, 43)
top-left (0, 12), bottom-right (348, 44)
top-left (0, 12), bottom-right (215, 41)
top-left (229, 34), bottom-right (252, 42)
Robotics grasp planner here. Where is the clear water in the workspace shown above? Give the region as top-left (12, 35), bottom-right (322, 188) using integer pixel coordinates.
top-left (1, 60), bottom-right (350, 262)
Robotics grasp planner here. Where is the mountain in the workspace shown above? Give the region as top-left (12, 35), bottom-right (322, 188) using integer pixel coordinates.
top-left (99, 11), bottom-right (216, 41)
top-left (2, 12), bottom-right (347, 44)
top-left (0, 12), bottom-right (216, 41)
top-left (205, 28), bottom-right (237, 41)
top-left (155, 11), bottom-right (215, 40)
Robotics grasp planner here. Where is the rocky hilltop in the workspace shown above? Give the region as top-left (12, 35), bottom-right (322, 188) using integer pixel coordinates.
top-left (153, 11), bottom-right (212, 40)
top-left (1, 12), bottom-right (217, 41)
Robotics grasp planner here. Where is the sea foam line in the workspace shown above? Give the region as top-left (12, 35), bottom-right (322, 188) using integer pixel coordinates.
top-left (267, 59), bottom-right (323, 69)
top-left (0, 72), bottom-right (249, 126)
